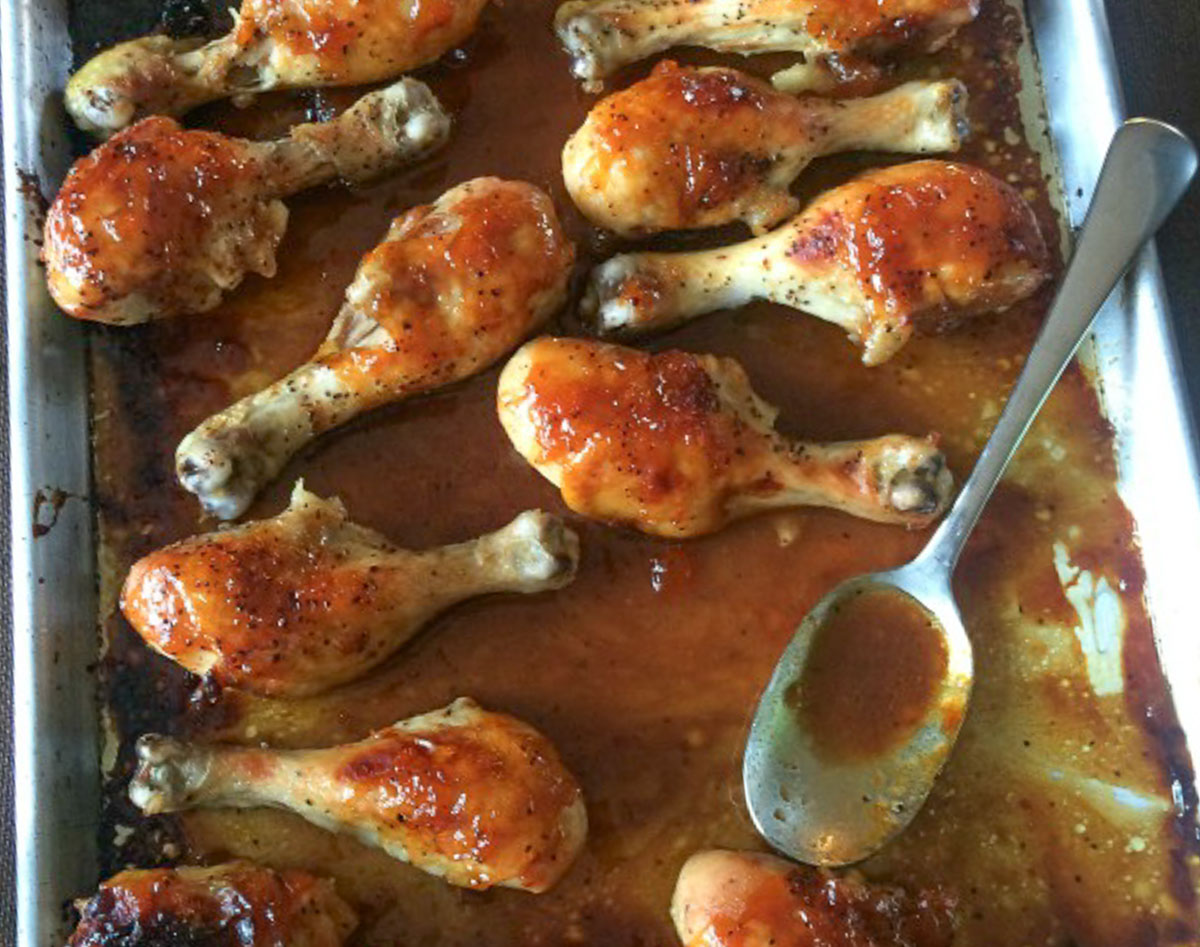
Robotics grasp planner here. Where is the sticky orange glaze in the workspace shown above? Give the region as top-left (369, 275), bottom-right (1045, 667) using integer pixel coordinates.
top-left (568, 60), bottom-right (806, 230)
top-left (119, 505), bottom-right (393, 696)
top-left (327, 708), bottom-right (585, 891)
top-left (233, 0), bottom-right (487, 82)
top-left (43, 116), bottom-right (275, 322)
top-left (507, 338), bottom-right (784, 535)
top-left (788, 159), bottom-right (1050, 326)
top-left (321, 179), bottom-right (574, 394)
top-left (790, 588), bottom-right (948, 761)
top-left (796, 0), bottom-right (981, 51)
top-left (677, 852), bottom-right (956, 947)
top-left (68, 861), bottom-right (356, 947)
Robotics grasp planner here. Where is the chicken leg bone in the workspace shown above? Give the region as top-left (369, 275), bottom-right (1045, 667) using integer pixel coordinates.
top-left (584, 159), bottom-right (1049, 365)
top-left (564, 64), bottom-right (968, 236)
top-left (555, 0), bottom-right (980, 92)
top-left (66, 0), bottom-right (489, 137)
top-left (44, 77), bottom-right (449, 325)
top-left (122, 481), bottom-right (580, 697)
top-left (497, 337), bottom-right (953, 538)
top-left (129, 697), bottom-right (588, 893)
top-left (176, 177), bottom-right (575, 521)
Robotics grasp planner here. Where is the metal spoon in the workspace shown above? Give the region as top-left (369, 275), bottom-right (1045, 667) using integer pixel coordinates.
top-left (743, 118), bottom-right (1198, 867)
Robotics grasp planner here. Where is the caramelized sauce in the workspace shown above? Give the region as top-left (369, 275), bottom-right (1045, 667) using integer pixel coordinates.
top-left (795, 0), bottom-right (978, 51)
top-left (718, 862), bottom-right (957, 947)
top-left (790, 588), bottom-right (947, 761)
top-left (787, 160), bottom-right (1049, 321)
top-left (78, 0), bottom-right (1200, 943)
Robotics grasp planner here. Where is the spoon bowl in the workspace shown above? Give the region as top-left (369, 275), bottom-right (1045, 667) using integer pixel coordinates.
top-left (744, 559), bottom-right (971, 866)
top-left (744, 117), bottom-right (1198, 867)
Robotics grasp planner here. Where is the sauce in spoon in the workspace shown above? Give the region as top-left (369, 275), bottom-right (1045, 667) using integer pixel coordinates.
top-left (788, 589), bottom-right (947, 763)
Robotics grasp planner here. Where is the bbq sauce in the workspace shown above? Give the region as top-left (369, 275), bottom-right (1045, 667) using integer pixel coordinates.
top-left (790, 588), bottom-right (948, 762)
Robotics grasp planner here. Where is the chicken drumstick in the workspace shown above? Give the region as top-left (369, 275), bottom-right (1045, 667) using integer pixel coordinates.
top-left (585, 159), bottom-right (1049, 365)
top-left (44, 78), bottom-right (449, 326)
top-left (555, 0), bottom-right (980, 92)
top-left (129, 698), bottom-right (588, 893)
top-left (68, 862), bottom-right (357, 947)
top-left (564, 63), bottom-right (968, 235)
top-left (672, 850), bottom-right (956, 947)
top-left (497, 337), bottom-right (953, 538)
top-left (176, 177), bottom-right (575, 521)
top-left (122, 482), bottom-right (580, 697)
top-left (66, 0), bottom-right (489, 137)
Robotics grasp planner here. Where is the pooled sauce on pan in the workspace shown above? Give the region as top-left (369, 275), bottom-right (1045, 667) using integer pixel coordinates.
top-left (789, 588), bottom-right (948, 761)
top-left (77, 0), bottom-right (1199, 944)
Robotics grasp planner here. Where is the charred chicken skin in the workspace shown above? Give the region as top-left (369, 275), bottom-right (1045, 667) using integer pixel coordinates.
top-left (555, 0), bottom-right (981, 91)
top-left (672, 850), bottom-right (957, 947)
top-left (585, 159), bottom-right (1049, 365)
top-left (129, 698), bottom-right (588, 893)
top-left (564, 62), bottom-right (968, 235)
top-left (67, 861), bottom-right (357, 947)
top-left (44, 78), bottom-right (449, 325)
top-left (497, 337), bottom-right (953, 538)
top-left (121, 482), bottom-right (580, 697)
top-left (66, 0), bottom-right (489, 137)
top-left (175, 177), bottom-right (576, 521)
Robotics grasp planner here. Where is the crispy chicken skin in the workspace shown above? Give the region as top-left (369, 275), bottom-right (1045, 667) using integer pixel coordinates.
top-left (585, 159), bottom-right (1049, 365)
top-left (564, 63), bottom-right (968, 235)
top-left (129, 698), bottom-right (588, 893)
top-left (44, 79), bottom-right (449, 325)
top-left (66, 0), bottom-right (489, 136)
top-left (497, 337), bottom-right (952, 538)
top-left (555, 0), bottom-right (980, 91)
top-left (121, 482), bottom-right (580, 697)
top-left (67, 861), bottom-right (357, 947)
top-left (671, 850), bottom-right (957, 947)
top-left (175, 178), bottom-right (575, 521)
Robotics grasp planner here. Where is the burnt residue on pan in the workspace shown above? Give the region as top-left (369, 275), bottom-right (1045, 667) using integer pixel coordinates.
top-left (70, 0), bottom-right (1198, 943)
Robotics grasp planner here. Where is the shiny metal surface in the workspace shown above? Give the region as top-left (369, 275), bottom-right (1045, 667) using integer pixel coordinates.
top-left (4, 0), bottom-right (1199, 942)
top-left (1, 1), bottom-right (101, 945)
top-left (744, 119), bottom-right (1199, 867)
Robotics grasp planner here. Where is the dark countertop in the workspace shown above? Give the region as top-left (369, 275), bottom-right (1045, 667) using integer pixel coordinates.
top-left (1105, 0), bottom-right (1200, 423)
top-left (0, 0), bottom-right (1198, 940)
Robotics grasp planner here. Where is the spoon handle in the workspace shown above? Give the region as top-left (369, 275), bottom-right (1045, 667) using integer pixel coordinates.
top-left (919, 118), bottom-right (1197, 573)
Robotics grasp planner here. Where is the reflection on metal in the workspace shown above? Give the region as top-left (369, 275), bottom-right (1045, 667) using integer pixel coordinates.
top-left (1052, 541), bottom-right (1126, 696)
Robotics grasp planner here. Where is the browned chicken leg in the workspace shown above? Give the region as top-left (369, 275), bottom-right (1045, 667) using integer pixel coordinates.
top-left (121, 482), bottom-right (580, 697)
top-left (129, 698), bottom-right (588, 893)
top-left (68, 861), bottom-right (357, 947)
top-left (176, 177), bottom-right (575, 521)
top-left (66, 0), bottom-right (489, 136)
top-left (584, 159), bottom-right (1049, 365)
top-left (564, 63), bottom-right (968, 235)
top-left (496, 337), bottom-right (953, 538)
top-left (44, 78), bottom-right (449, 325)
top-left (555, 0), bottom-right (980, 92)
top-left (671, 850), bottom-right (957, 947)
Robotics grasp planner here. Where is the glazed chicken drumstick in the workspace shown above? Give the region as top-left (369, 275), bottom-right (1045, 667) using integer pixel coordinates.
top-left (130, 698), bottom-right (588, 893)
top-left (564, 63), bottom-right (968, 235)
top-left (44, 78), bottom-right (449, 325)
top-left (176, 177), bottom-right (575, 521)
top-left (555, 0), bottom-right (980, 91)
top-left (585, 159), bottom-right (1049, 365)
top-left (672, 850), bottom-right (956, 947)
top-left (66, 0), bottom-right (489, 136)
top-left (497, 337), bottom-right (953, 538)
top-left (68, 862), bottom-right (357, 947)
top-left (122, 482), bottom-right (580, 697)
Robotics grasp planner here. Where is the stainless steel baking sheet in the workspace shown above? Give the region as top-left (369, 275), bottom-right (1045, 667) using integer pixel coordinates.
top-left (4, 0), bottom-right (1199, 943)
